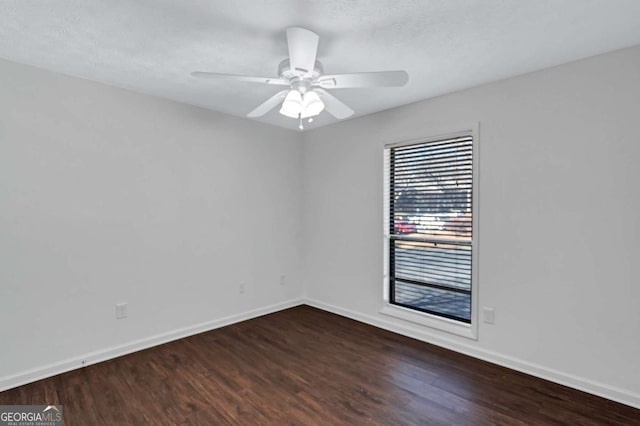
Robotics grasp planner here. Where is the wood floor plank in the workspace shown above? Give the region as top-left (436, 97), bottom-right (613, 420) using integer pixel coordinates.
top-left (1, 305), bottom-right (638, 425)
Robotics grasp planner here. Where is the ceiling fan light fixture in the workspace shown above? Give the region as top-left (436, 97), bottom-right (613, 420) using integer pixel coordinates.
top-left (301, 90), bottom-right (325, 118)
top-left (279, 89), bottom-right (303, 118)
top-left (193, 27), bottom-right (407, 124)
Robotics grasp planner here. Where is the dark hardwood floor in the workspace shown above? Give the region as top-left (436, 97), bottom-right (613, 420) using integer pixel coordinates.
top-left (1, 306), bottom-right (638, 425)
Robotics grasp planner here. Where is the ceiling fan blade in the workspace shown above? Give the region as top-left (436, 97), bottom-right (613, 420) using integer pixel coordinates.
top-left (286, 27), bottom-right (319, 77)
top-left (247, 90), bottom-right (289, 118)
top-left (191, 72), bottom-right (289, 86)
top-left (315, 70), bottom-right (409, 89)
top-left (315, 89), bottom-right (354, 119)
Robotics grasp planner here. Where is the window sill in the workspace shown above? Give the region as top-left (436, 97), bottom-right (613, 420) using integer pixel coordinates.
top-left (380, 303), bottom-right (477, 340)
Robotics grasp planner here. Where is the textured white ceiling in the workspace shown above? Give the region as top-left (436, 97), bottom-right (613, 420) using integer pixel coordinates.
top-left (2, 0), bottom-right (640, 131)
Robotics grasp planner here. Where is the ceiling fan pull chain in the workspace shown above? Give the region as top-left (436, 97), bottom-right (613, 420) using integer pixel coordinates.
top-left (298, 114), bottom-right (304, 130)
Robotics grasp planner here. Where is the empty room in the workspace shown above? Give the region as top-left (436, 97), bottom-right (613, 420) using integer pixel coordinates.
top-left (1, 1), bottom-right (639, 424)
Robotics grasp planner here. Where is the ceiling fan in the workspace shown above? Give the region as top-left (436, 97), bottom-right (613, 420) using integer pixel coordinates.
top-left (191, 27), bottom-right (409, 129)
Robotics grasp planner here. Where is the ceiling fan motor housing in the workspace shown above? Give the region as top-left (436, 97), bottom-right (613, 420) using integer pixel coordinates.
top-left (278, 59), bottom-right (324, 87)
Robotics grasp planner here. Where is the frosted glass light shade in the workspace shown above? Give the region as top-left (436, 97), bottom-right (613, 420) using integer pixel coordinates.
top-left (301, 90), bottom-right (325, 118)
top-left (279, 90), bottom-right (303, 118)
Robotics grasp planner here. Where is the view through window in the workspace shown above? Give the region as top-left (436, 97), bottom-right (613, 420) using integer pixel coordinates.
top-left (386, 134), bottom-right (474, 323)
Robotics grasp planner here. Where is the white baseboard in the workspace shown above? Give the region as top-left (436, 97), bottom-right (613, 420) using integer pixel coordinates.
top-left (304, 298), bottom-right (640, 410)
top-left (0, 298), bottom-right (304, 392)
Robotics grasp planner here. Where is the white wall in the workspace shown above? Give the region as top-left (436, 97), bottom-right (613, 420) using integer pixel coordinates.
top-left (301, 45), bottom-right (640, 407)
top-left (0, 58), bottom-right (303, 385)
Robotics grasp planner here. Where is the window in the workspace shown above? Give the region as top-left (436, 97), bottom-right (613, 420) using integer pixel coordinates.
top-left (384, 130), bottom-right (476, 330)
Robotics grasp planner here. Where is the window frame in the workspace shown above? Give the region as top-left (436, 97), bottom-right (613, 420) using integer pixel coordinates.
top-left (381, 124), bottom-right (479, 340)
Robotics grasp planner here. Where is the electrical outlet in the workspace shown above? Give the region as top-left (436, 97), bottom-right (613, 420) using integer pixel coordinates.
top-left (116, 303), bottom-right (128, 319)
top-left (280, 274), bottom-right (286, 286)
top-left (482, 307), bottom-right (495, 324)
top-left (239, 282), bottom-right (245, 294)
